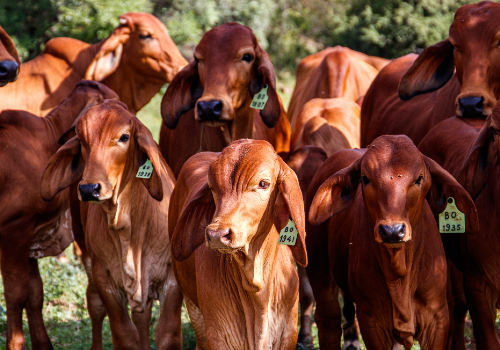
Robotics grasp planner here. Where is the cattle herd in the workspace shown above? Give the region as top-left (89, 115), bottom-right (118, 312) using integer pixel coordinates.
top-left (1, 1), bottom-right (500, 350)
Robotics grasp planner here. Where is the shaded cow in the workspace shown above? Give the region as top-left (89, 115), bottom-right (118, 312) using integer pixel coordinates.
top-left (307, 135), bottom-right (478, 349)
top-left (169, 139), bottom-right (307, 349)
top-left (361, 1), bottom-right (500, 146)
top-left (0, 12), bottom-right (187, 115)
top-left (0, 81), bottom-right (117, 350)
top-left (41, 100), bottom-right (182, 350)
top-left (159, 22), bottom-right (291, 177)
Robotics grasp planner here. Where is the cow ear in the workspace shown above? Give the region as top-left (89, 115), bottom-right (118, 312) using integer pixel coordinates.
top-left (398, 39), bottom-right (455, 101)
top-left (457, 121), bottom-right (496, 200)
top-left (250, 45), bottom-right (283, 128)
top-left (133, 118), bottom-right (165, 201)
top-left (274, 158), bottom-right (308, 266)
top-left (171, 182), bottom-right (215, 262)
top-left (85, 24), bottom-right (129, 81)
top-left (308, 158), bottom-right (361, 225)
top-left (423, 155), bottom-right (479, 234)
top-left (161, 60), bottom-right (202, 129)
top-left (41, 136), bottom-right (84, 202)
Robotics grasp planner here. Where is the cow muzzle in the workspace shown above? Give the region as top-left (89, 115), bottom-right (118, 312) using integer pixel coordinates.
top-left (458, 96), bottom-right (485, 118)
top-left (0, 60), bottom-right (18, 86)
top-left (378, 223), bottom-right (406, 244)
top-left (196, 100), bottom-right (224, 123)
top-left (205, 228), bottom-right (233, 251)
top-left (79, 183), bottom-right (102, 202)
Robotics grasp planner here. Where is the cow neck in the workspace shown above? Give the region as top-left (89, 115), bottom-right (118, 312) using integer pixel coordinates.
top-left (373, 221), bottom-right (423, 348)
top-left (102, 66), bottom-right (166, 114)
top-left (212, 101), bottom-right (255, 146)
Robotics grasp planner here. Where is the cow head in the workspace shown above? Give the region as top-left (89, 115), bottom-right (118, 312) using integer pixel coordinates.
top-left (42, 100), bottom-right (165, 204)
top-left (399, 1), bottom-right (500, 118)
top-left (0, 25), bottom-right (20, 87)
top-left (171, 140), bottom-right (307, 271)
top-left (309, 135), bottom-right (479, 248)
top-left (161, 22), bottom-right (283, 131)
top-left (459, 101), bottom-right (500, 198)
top-left (85, 12), bottom-right (188, 111)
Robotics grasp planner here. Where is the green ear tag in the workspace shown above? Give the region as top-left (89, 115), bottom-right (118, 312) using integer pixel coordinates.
top-left (278, 218), bottom-right (297, 246)
top-left (439, 197), bottom-right (465, 233)
top-left (136, 159), bottom-right (153, 179)
top-left (250, 85), bottom-right (269, 110)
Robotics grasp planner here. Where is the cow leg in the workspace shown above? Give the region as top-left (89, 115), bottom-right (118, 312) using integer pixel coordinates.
top-left (156, 267), bottom-right (183, 350)
top-left (92, 260), bottom-right (139, 349)
top-left (447, 262), bottom-right (467, 350)
top-left (1, 224), bottom-right (35, 350)
top-left (341, 293), bottom-right (360, 350)
top-left (463, 267), bottom-right (500, 350)
top-left (131, 300), bottom-right (152, 350)
top-left (355, 314), bottom-right (393, 350)
top-left (297, 264), bottom-right (315, 348)
top-left (26, 258), bottom-right (52, 349)
top-left (185, 297), bottom-right (208, 350)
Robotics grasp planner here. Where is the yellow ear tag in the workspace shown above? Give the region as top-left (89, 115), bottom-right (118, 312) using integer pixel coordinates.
top-left (278, 218), bottom-right (297, 246)
top-left (250, 85), bottom-right (269, 110)
top-left (439, 197), bottom-right (465, 233)
top-left (136, 159), bottom-right (153, 179)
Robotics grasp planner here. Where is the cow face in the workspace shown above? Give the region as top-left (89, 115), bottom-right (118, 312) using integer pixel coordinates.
top-left (0, 25), bottom-right (20, 87)
top-left (85, 12), bottom-right (187, 86)
top-left (42, 100), bottom-right (165, 205)
top-left (161, 22), bottom-right (283, 130)
top-left (170, 140), bottom-right (307, 266)
top-left (399, 1), bottom-right (500, 118)
top-left (309, 135), bottom-right (479, 247)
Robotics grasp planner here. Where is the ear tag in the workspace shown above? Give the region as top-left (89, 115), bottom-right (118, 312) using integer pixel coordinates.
top-left (250, 85), bottom-right (269, 110)
top-left (278, 217), bottom-right (297, 246)
top-left (136, 159), bottom-right (153, 179)
top-left (439, 197), bottom-right (465, 233)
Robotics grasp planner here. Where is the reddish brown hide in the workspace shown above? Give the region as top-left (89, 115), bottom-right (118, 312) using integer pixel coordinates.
top-left (361, 1), bottom-right (500, 147)
top-left (41, 101), bottom-right (182, 350)
top-left (0, 81), bottom-right (117, 350)
top-left (288, 46), bottom-right (389, 134)
top-left (0, 12), bottom-right (187, 116)
top-left (419, 103), bottom-right (500, 349)
top-left (0, 25), bottom-right (20, 87)
top-left (307, 135), bottom-right (478, 350)
top-left (159, 22), bottom-right (291, 177)
top-left (168, 139), bottom-right (306, 349)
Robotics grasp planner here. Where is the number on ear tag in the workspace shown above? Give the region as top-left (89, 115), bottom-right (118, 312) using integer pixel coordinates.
top-left (439, 197), bottom-right (465, 233)
top-left (136, 159), bottom-right (153, 179)
top-left (278, 218), bottom-right (297, 246)
top-left (250, 85), bottom-right (269, 110)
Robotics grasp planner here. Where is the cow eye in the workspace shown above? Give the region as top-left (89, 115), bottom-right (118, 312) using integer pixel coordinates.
top-left (498, 40), bottom-right (500, 46)
top-left (139, 33), bottom-right (152, 40)
top-left (258, 180), bottom-right (270, 190)
top-left (241, 54), bottom-right (254, 62)
top-left (361, 175), bottom-right (370, 186)
top-left (415, 175), bottom-right (424, 185)
top-left (118, 134), bottom-right (130, 143)
top-left (491, 126), bottom-right (499, 135)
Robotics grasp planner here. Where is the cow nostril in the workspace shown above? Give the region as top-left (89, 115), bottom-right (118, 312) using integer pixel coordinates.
top-left (197, 100), bottom-right (224, 121)
top-left (79, 183), bottom-right (102, 201)
top-left (220, 230), bottom-right (232, 244)
top-left (459, 96), bottom-right (484, 117)
top-left (213, 101), bottom-right (222, 113)
top-left (379, 223), bottom-right (406, 243)
top-left (0, 61), bottom-right (19, 80)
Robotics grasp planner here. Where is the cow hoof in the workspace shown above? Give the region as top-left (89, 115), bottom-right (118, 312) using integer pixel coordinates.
top-left (296, 339), bottom-right (314, 350)
top-left (343, 340), bottom-right (360, 350)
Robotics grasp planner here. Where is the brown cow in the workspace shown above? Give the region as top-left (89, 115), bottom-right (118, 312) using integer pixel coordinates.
top-left (159, 22), bottom-right (291, 177)
top-left (0, 25), bottom-right (20, 86)
top-left (0, 81), bottom-right (117, 350)
top-left (307, 135), bottom-right (478, 349)
top-left (361, 1), bottom-right (500, 147)
top-left (288, 46), bottom-right (389, 134)
top-left (41, 100), bottom-right (182, 350)
top-left (0, 12), bottom-right (187, 116)
top-left (418, 105), bottom-right (500, 349)
top-left (287, 96), bottom-right (360, 347)
top-left (168, 139), bottom-right (307, 349)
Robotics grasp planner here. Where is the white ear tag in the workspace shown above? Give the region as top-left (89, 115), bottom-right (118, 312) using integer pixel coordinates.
top-left (439, 197), bottom-right (465, 233)
top-left (136, 159), bottom-right (153, 179)
top-left (250, 85), bottom-right (269, 110)
top-left (278, 218), bottom-right (297, 246)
